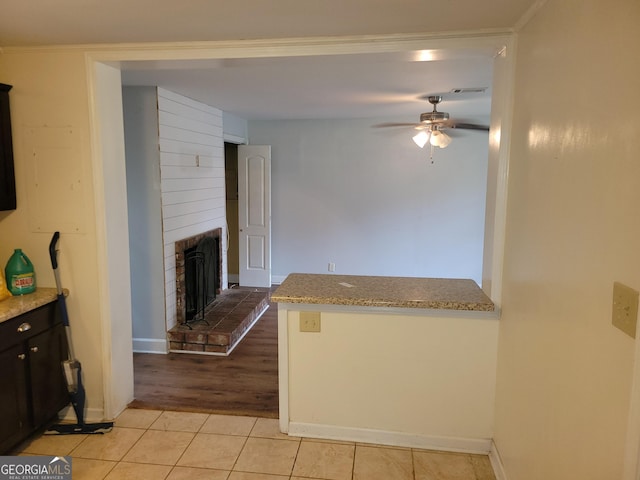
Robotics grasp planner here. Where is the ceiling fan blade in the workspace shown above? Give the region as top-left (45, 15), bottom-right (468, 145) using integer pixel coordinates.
top-left (372, 122), bottom-right (428, 128)
top-left (453, 123), bottom-right (490, 131)
top-left (442, 119), bottom-right (490, 131)
top-left (440, 128), bottom-right (464, 137)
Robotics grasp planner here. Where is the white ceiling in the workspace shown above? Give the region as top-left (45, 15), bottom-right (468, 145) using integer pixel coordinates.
top-left (1, 0), bottom-right (538, 121)
top-left (121, 50), bottom-right (497, 121)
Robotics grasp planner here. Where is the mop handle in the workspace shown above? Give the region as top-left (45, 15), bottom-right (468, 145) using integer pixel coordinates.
top-left (49, 231), bottom-right (60, 270)
top-left (49, 232), bottom-right (75, 360)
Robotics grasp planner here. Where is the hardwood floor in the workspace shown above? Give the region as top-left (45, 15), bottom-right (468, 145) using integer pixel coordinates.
top-left (129, 300), bottom-right (279, 418)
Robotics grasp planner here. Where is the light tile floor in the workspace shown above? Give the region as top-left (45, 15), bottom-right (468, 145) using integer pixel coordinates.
top-left (14, 409), bottom-right (497, 480)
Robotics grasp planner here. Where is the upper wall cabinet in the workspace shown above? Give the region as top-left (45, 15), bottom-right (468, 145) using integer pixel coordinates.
top-left (0, 83), bottom-right (16, 211)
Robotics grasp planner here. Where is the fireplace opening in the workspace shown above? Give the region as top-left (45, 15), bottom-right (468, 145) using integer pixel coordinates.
top-left (184, 235), bottom-right (219, 322)
top-left (175, 228), bottom-right (223, 326)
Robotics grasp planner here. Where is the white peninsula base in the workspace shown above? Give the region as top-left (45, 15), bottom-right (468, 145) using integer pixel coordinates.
top-left (273, 274), bottom-right (500, 454)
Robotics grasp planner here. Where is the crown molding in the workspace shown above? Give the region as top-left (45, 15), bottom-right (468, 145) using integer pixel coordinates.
top-left (2, 29), bottom-right (514, 60)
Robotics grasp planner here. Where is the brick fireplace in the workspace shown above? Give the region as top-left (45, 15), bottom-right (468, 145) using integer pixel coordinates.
top-left (175, 228), bottom-right (222, 325)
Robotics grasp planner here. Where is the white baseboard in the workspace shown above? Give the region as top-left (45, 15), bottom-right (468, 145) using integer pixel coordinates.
top-left (287, 422), bottom-right (492, 455)
top-left (490, 440), bottom-right (508, 480)
top-left (132, 338), bottom-right (168, 354)
top-left (227, 273), bottom-right (284, 285)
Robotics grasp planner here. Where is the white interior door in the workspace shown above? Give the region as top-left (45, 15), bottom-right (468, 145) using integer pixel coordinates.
top-left (238, 145), bottom-right (271, 287)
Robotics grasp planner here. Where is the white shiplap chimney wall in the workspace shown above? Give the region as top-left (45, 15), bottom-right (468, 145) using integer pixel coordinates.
top-left (157, 88), bottom-right (227, 330)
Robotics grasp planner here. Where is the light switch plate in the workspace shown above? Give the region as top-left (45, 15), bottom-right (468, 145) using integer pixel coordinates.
top-left (300, 311), bottom-right (321, 332)
top-left (612, 282), bottom-right (639, 338)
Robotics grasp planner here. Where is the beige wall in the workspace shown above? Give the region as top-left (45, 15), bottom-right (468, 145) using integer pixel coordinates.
top-left (0, 51), bottom-right (108, 418)
top-left (493, 0), bottom-right (640, 478)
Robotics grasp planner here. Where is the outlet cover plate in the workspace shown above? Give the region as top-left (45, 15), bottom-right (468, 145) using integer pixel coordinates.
top-left (300, 311), bottom-right (321, 333)
top-left (612, 282), bottom-right (639, 338)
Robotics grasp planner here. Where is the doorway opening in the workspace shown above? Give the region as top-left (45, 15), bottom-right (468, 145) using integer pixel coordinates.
top-left (225, 142), bottom-right (240, 285)
top-left (95, 34), bottom-right (512, 421)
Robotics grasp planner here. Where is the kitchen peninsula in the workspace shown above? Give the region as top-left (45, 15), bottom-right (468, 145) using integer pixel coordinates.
top-left (272, 273), bottom-right (499, 454)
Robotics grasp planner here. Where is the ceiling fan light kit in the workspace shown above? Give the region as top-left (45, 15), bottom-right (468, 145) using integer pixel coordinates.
top-left (412, 128), bottom-right (452, 149)
top-left (412, 130), bottom-right (430, 148)
top-left (430, 130), bottom-right (452, 148)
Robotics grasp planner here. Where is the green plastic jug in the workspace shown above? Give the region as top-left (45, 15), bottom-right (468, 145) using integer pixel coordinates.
top-left (5, 248), bottom-right (36, 295)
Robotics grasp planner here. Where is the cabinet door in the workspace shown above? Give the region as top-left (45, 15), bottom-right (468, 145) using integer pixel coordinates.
top-left (0, 344), bottom-right (29, 453)
top-left (28, 323), bottom-right (70, 427)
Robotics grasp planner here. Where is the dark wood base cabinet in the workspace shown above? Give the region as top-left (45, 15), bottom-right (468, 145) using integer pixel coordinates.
top-left (0, 301), bottom-right (69, 453)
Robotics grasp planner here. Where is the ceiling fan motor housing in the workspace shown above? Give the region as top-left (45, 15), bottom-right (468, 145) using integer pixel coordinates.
top-left (420, 95), bottom-right (449, 124)
top-left (420, 111), bottom-right (449, 123)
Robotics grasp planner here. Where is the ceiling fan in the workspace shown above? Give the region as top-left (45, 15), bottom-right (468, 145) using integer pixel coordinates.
top-left (374, 95), bottom-right (489, 150)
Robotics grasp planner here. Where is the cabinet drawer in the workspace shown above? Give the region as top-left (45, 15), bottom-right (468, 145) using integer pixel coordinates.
top-left (0, 302), bottom-right (61, 352)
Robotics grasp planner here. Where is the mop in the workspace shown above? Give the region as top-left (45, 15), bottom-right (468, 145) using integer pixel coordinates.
top-left (46, 231), bottom-right (114, 435)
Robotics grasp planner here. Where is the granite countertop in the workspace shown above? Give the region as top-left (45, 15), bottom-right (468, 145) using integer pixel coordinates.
top-left (272, 273), bottom-right (495, 312)
top-left (0, 288), bottom-right (61, 323)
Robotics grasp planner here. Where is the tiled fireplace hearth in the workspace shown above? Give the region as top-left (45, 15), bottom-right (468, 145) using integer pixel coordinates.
top-left (167, 287), bottom-right (271, 355)
top-left (170, 229), bottom-right (270, 355)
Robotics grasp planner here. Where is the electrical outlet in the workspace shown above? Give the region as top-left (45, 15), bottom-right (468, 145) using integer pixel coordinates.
top-left (612, 282), bottom-right (639, 338)
top-left (299, 311), bottom-right (321, 332)
top-left (328, 262), bottom-right (336, 272)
